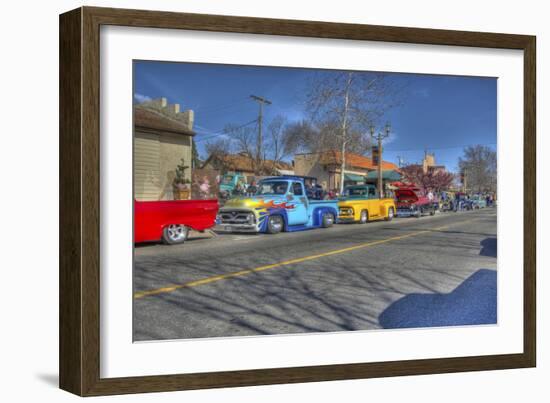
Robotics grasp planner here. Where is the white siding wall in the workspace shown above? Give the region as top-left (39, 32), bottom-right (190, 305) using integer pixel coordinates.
top-left (134, 132), bottom-right (161, 201)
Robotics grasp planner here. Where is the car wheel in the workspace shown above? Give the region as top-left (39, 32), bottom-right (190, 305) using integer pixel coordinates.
top-left (430, 207), bottom-right (436, 216)
top-left (266, 215), bottom-right (284, 234)
top-left (415, 208), bottom-right (422, 218)
top-left (322, 212), bottom-right (334, 228)
top-left (385, 207), bottom-right (394, 221)
top-left (162, 224), bottom-right (189, 245)
top-left (359, 210), bottom-right (368, 224)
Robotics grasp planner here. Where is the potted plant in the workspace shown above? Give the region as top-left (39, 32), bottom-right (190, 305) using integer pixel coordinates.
top-left (173, 158), bottom-right (191, 200)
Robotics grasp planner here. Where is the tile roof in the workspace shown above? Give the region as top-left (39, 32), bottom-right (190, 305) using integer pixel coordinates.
top-left (317, 150), bottom-right (399, 171)
top-left (207, 153), bottom-right (293, 173)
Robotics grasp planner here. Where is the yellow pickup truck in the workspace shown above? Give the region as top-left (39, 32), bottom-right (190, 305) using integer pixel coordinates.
top-left (338, 184), bottom-right (396, 223)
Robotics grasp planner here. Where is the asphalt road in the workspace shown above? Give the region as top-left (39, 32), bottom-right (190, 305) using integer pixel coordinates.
top-left (133, 208), bottom-right (497, 341)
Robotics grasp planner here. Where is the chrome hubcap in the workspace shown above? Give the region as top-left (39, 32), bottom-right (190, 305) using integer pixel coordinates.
top-left (361, 212), bottom-right (367, 222)
top-left (325, 214), bottom-right (334, 225)
top-left (388, 209), bottom-right (394, 218)
top-left (270, 217), bottom-right (283, 231)
top-left (167, 224), bottom-right (188, 241)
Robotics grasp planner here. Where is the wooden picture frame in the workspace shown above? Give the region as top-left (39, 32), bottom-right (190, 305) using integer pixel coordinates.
top-left (59, 6), bottom-right (536, 396)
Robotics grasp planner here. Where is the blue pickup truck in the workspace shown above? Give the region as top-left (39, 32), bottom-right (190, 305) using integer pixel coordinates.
top-left (216, 176), bottom-right (338, 234)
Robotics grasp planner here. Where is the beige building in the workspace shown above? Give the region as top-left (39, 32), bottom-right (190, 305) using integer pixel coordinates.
top-left (422, 152), bottom-right (447, 174)
top-left (294, 150), bottom-right (399, 191)
top-left (134, 98), bottom-right (195, 201)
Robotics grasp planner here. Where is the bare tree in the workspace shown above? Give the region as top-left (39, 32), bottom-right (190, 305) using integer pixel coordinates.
top-left (220, 116), bottom-right (295, 175)
top-left (204, 137), bottom-right (233, 172)
top-left (304, 71), bottom-right (402, 192)
top-left (224, 124), bottom-right (256, 158)
top-left (282, 120), bottom-right (372, 156)
top-left (265, 115), bottom-right (288, 164)
top-left (282, 120), bottom-right (319, 154)
top-left (458, 145), bottom-right (497, 193)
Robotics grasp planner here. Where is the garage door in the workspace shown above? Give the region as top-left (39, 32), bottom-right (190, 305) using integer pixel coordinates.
top-left (134, 132), bottom-right (161, 201)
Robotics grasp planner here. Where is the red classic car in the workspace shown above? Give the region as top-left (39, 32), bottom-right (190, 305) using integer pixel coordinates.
top-left (134, 199), bottom-right (218, 244)
top-left (395, 187), bottom-right (436, 218)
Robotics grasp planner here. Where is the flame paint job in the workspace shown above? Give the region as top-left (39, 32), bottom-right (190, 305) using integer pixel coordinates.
top-left (219, 194), bottom-right (338, 233)
top-left (224, 197), bottom-right (296, 210)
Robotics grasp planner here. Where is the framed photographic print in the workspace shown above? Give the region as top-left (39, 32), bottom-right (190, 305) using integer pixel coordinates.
top-left (59, 6), bottom-right (536, 396)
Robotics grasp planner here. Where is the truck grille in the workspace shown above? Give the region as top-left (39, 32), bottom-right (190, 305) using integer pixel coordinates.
top-left (339, 207), bottom-right (354, 216)
top-left (219, 210), bottom-right (254, 224)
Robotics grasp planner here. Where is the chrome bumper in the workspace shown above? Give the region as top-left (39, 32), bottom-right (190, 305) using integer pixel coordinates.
top-left (396, 209), bottom-right (416, 217)
top-left (214, 223), bottom-right (259, 233)
top-left (337, 216), bottom-right (356, 223)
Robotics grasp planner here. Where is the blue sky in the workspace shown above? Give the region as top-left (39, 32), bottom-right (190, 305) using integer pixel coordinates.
top-left (134, 61), bottom-right (496, 173)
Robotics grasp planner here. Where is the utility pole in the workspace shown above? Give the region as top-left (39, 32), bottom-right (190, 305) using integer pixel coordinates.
top-left (250, 95), bottom-right (272, 173)
top-left (339, 72), bottom-right (353, 195)
top-left (370, 123), bottom-right (391, 198)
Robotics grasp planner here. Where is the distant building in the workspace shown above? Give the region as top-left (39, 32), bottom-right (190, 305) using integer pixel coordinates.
top-left (294, 150), bottom-right (400, 191)
top-left (134, 97), bottom-right (195, 200)
top-left (201, 152), bottom-right (294, 181)
top-left (422, 152), bottom-right (447, 174)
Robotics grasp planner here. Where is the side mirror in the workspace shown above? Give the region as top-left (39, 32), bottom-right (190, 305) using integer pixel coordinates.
top-left (286, 194), bottom-right (294, 201)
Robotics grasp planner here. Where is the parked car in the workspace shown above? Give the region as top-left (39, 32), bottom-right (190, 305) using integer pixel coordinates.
top-left (337, 184), bottom-right (396, 223)
top-left (216, 176), bottom-right (338, 234)
top-left (395, 187), bottom-right (436, 218)
top-left (134, 199), bottom-right (219, 245)
top-left (470, 194), bottom-right (487, 209)
top-left (454, 193), bottom-right (474, 211)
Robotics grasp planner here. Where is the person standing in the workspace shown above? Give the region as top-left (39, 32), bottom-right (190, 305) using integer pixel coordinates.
top-left (247, 180), bottom-right (257, 196)
top-left (427, 189), bottom-right (434, 202)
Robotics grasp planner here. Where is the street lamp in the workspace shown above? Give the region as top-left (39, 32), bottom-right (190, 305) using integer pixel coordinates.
top-left (370, 123), bottom-right (391, 198)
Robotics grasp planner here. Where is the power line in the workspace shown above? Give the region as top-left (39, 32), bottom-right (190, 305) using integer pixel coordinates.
top-left (293, 142), bottom-right (497, 158)
top-left (384, 142), bottom-right (497, 153)
top-left (194, 119), bottom-right (258, 143)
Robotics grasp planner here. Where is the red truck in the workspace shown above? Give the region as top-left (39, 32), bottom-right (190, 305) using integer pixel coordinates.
top-left (134, 199), bottom-right (218, 244)
top-left (395, 187), bottom-right (436, 218)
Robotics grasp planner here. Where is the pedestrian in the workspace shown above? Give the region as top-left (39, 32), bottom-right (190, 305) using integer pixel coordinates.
top-left (199, 176), bottom-right (210, 199)
top-left (454, 192), bottom-right (462, 212)
top-left (247, 180), bottom-right (257, 196)
top-left (427, 189), bottom-right (434, 202)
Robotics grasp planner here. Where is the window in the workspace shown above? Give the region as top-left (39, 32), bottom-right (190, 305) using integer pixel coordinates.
top-left (257, 181), bottom-right (289, 195)
top-left (368, 187), bottom-right (376, 198)
top-left (292, 182), bottom-right (303, 196)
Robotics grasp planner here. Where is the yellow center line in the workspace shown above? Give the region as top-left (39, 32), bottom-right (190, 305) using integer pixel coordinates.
top-left (134, 218), bottom-right (476, 299)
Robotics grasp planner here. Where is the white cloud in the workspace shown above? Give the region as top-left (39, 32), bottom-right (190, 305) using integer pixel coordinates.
top-left (134, 93), bottom-right (152, 104)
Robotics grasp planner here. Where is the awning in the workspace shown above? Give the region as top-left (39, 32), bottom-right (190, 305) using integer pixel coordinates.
top-left (365, 170), bottom-right (402, 181)
top-left (344, 173), bottom-right (365, 182)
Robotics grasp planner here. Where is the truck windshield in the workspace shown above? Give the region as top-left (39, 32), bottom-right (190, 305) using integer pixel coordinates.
top-left (256, 181), bottom-right (289, 195)
top-left (221, 175), bottom-right (234, 184)
top-left (344, 187), bottom-right (367, 197)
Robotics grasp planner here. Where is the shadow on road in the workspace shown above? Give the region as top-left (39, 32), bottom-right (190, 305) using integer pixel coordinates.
top-left (480, 237), bottom-right (497, 258)
top-left (378, 269), bottom-right (497, 329)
